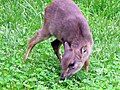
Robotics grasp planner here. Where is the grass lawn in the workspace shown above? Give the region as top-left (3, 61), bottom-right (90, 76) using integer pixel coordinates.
top-left (0, 0), bottom-right (120, 89)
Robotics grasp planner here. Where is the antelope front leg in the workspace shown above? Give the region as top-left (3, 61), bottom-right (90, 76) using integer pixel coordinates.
top-left (24, 28), bottom-right (50, 61)
top-left (84, 59), bottom-right (89, 72)
top-left (51, 39), bottom-right (62, 61)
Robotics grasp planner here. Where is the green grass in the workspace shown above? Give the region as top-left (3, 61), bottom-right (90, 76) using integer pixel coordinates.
top-left (0, 0), bottom-right (120, 89)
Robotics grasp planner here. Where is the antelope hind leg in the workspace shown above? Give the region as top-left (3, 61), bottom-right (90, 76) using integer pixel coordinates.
top-left (24, 29), bottom-right (50, 61)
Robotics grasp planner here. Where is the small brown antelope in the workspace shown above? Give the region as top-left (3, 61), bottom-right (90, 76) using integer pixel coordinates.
top-left (24, 0), bottom-right (93, 80)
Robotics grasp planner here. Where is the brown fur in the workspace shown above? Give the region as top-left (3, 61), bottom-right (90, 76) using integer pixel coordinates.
top-left (24, 0), bottom-right (93, 80)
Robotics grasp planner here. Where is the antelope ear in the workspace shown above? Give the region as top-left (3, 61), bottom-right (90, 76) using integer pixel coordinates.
top-left (64, 42), bottom-right (70, 51)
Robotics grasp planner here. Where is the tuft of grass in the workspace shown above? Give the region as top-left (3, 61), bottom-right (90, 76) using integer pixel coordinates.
top-left (0, 0), bottom-right (120, 89)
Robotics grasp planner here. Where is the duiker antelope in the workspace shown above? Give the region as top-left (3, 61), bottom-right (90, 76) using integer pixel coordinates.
top-left (24, 0), bottom-right (93, 80)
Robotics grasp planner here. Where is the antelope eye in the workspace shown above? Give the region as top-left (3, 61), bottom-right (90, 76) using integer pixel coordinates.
top-left (68, 62), bottom-right (75, 68)
top-left (81, 46), bottom-right (87, 54)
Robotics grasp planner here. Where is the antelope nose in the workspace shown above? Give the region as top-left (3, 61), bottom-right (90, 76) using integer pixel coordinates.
top-left (60, 73), bottom-right (65, 80)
